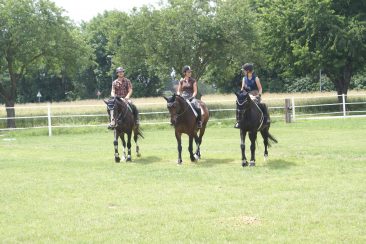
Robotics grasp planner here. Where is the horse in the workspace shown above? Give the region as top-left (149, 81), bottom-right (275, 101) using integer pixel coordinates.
top-left (104, 97), bottom-right (143, 163)
top-left (163, 94), bottom-right (209, 164)
top-left (235, 90), bottom-right (278, 167)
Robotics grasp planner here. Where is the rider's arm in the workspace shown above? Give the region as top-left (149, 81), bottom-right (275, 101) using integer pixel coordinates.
top-left (255, 77), bottom-right (263, 95)
top-left (125, 80), bottom-right (133, 99)
top-left (111, 81), bottom-right (115, 97)
top-left (241, 77), bottom-right (245, 91)
top-left (176, 80), bottom-right (182, 95)
top-left (192, 80), bottom-right (198, 97)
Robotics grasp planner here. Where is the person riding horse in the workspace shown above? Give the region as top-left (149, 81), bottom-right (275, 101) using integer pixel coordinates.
top-left (109, 66), bottom-right (140, 129)
top-left (176, 65), bottom-right (202, 128)
top-left (234, 63), bottom-right (270, 128)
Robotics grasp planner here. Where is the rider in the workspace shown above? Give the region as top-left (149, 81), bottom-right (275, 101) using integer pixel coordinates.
top-left (234, 63), bottom-right (269, 128)
top-left (110, 66), bottom-right (140, 127)
top-left (177, 65), bottom-right (202, 129)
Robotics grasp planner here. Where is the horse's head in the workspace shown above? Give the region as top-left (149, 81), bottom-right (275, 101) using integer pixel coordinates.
top-left (235, 90), bottom-right (251, 111)
top-left (104, 97), bottom-right (123, 128)
top-left (163, 93), bottom-right (185, 126)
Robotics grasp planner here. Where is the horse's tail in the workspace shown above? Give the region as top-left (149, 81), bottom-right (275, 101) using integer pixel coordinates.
top-left (135, 125), bottom-right (144, 139)
top-left (268, 132), bottom-right (278, 147)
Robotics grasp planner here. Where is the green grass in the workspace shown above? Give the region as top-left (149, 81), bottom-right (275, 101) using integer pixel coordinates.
top-left (1, 119), bottom-right (366, 243)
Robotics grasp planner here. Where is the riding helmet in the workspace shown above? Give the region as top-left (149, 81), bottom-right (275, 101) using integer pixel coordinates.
top-left (242, 63), bottom-right (254, 72)
top-left (182, 65), bottom-right (192, 74)
top-left (116, 67), bottom-right (125, 73)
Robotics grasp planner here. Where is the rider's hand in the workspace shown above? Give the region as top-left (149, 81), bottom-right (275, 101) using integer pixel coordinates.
top-left (189, 96), bottom-right (194, 102)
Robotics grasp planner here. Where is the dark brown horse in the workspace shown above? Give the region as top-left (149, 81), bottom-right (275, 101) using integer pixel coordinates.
top-left (235, 90), bottom-right (277, 167)
top-left (163, 94), bottom-right (209, 164)
top-left (105, 97), bottom-right (143, 162)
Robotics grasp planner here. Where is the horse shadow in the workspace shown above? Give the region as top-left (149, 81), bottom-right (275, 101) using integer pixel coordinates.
top-left (131, 156), bottom-right (161, 165)
top-left (196, 157), bottom-right (235, 168)
top-left (262, 159), bottom-right (296, 170)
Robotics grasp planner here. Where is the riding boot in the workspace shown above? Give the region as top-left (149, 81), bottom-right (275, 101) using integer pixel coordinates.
top-left (260, 103), bottom-right (270, 125)
top-left (234, 109), bottom-right (240, 129)
top-left (196, 108), bottom-right (202, 129)
top-left (132, 105), bottom-right (140, 126)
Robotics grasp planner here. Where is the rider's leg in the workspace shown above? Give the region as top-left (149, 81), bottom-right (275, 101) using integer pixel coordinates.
top-left (193, 99), bottom-right (202, 128)
top-left (129, 102), bottom-right (140, 125)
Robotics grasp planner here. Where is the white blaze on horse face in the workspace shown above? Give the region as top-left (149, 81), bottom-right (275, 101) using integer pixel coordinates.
top-left (110, 110), bottom-right (115, 126)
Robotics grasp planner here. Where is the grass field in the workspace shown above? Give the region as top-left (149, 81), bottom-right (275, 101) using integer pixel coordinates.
top-left (1, 119), bottom-right (366, 243)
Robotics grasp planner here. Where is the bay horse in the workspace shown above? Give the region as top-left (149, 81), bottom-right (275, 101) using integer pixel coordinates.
top-left (235, 90), bottom-right (278, 167)
top-left (163, 94), bottom-right (209, 164)
top-left (104, 97), bottom-right (143, 163)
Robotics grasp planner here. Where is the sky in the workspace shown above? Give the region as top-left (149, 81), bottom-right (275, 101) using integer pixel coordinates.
top-left (51, 0), bottom-right (162, 23)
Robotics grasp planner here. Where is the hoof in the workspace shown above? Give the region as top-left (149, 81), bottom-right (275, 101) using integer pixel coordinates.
top-left (264, 154), bottom-right (268, 162)
top-left (121, 156), bottom-right (126, 161)
top-left (115, 157), bottom-right (121, 163)
top-left (126, 156), bottom-right (132, 162)
top-left (177, 159), bottom-right (182, 165)
top-left (194, 153), bottom-right (200, 161)
top-left (136, 152), bottom-right (141, 157)
top-left (242, 160), bottom-right (248, 167)
top-left (249, 161), bottom-right (255, 167)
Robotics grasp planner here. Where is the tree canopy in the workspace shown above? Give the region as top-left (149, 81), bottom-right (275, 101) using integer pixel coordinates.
top-left (1, 0), bottom-right (366, 127)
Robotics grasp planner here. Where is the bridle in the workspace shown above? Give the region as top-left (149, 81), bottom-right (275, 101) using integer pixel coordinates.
top-left (167, 95), bottom-right (190, 119)
top-left (107, 98), bottom-right (129, 127)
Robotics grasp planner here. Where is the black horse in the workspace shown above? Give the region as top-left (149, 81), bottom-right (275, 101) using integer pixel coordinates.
top-left (163, 94), bottom-right (209, 164)
top-left (235, 90), bottom-right (278, 167)
top-left (105, 97), bottom-right (143, 163)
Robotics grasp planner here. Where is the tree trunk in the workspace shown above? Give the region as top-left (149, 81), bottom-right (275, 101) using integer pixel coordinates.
top-left (333, 62), bottom-right (352, 112)
top-left (5, 100), bottom-right (16, 128)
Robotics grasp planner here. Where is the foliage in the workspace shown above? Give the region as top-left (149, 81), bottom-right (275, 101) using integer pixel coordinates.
top-left (258, 0), bottom-right (366, 95)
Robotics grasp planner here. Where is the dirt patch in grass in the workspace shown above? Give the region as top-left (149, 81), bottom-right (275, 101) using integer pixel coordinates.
top-left (219, 215), bottom-right (261, 227)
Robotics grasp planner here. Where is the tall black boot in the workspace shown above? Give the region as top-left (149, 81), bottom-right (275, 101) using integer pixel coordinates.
top-left (196, 108), bottom-right (202, 128)
top-left (260, 103), bottom-right (270, 125)
top-left (131, 104), bottom-right (140, 126)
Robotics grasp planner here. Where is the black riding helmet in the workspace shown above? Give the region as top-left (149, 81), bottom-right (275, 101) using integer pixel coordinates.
top-left (182, 65), bottom-right (192, 74)
top-left (242, 63), bottom-right (254, 72)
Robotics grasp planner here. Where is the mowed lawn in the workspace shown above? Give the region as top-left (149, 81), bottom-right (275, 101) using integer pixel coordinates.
top-left (0, 119), bottom-right (365, 243)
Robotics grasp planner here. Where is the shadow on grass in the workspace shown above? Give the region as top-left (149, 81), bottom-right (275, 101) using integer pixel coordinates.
top-left (197, 157), bottom-right (235, 167)
top-left (133, 156), bottom-right (162, 164)
top-left (263, 159), bottom-right (297, 170)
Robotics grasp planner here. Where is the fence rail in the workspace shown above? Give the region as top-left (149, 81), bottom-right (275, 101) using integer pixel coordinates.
top-left (1, 93), bottom-right (365, 135)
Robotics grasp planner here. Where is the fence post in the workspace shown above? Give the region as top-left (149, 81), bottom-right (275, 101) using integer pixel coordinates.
top-left (285, 98), bottom-right (292, 123)
top-left (291, 97), bottom-right (296, 121)
top-left (342, 94), bottom-right (346, 117)
top-left (47, 103), bottom-right (52, 136)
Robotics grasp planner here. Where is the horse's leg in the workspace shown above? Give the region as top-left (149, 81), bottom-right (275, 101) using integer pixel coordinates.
top-left (126, 131), bottom-right (132, 162)
top-left (193, 134), bottom-right (201, 160)
top-left (114, 130), bottom-right (120, 163)
top-left (133, 128), bottom-right (141, 157)
top-left (260, 128), bottom-right (269, 161)
top-left (188, 135), bottom-right (195, 162)
top-left (175, 131), bottom-right (182, 164)
top-left (240, 129), bottom-right (248, 167)
top-left (121, 132), bottom-right (127, 161)
top-left (249, 131), bottom-right (257, 166)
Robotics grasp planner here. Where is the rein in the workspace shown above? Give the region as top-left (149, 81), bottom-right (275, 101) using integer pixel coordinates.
top-left (236, 96), bottom-right (264, 130)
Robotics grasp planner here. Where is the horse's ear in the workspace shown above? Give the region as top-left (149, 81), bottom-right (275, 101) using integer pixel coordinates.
top-left (163, 96), bottom-right (168, 101)
top-left (103, 99), bottom-right (108, 104)
top-left (234, 91), bottom-right (240, 97)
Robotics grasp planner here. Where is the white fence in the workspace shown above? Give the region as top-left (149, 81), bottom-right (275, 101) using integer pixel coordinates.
top-left (1, 93), bottom-right (365, 136)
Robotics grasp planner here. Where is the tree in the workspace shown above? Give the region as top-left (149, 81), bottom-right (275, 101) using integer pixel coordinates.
top-left (259, 0), bottom-right (366, 101)
top-left (0, 0), bottom-right (92, 127)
